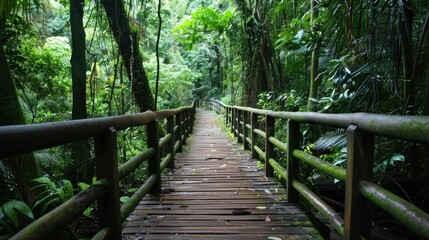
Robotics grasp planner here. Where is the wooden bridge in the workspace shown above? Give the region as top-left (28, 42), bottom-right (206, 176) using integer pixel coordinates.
top-left (1, 100), bottom-right (429, 240)
top-left (122, 109), bottom-right (320, 239)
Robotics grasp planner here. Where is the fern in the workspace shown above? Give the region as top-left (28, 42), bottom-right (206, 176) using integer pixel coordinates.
top-left (31, 177), bottom-right (74, 214)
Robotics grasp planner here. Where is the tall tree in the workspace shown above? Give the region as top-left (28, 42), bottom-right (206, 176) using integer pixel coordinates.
top-left (101, 0), bottom-right (154, 111)
top-left (233, 0), bottom-right (274, 107)
top-left (0, 0), bottom-right (41, 203)
top-left (70, 0), bottom-right (91, 183)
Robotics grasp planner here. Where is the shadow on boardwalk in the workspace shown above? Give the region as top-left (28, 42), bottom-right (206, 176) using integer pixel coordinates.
top-left (122, 109), bottom-right (321, 239)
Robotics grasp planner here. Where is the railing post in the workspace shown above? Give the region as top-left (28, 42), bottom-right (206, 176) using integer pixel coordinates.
top-left (193, 105), bottom-right (196, 130)
top-left (167, 115), bottom-right (175, 169)
top-left (345, 125), bottom-right (374, 239)
top-left (251, 112), bottom-right (258, 159)
top-left (287, 120), bottom-right (300, 204)
top-left (182, 110), bottom-right (188, 144)
top-left (94, 127), bottom-right (121, 239)
top-left (188, 108), bottom-right (193, 134)
top-left (175, 112), bottom-right (183, 152)
top-left (243, 111), bottom-right (249, 150)
top-left (225, 107), bottom-right (229, 127)
top-left (265, 115), bottom-right (275, 177)
top-left (147, 120), bottom-right (161, 194)
top-left (231, 108), bottom-right (236, 136)
top-left (237, 109), bottom-right (242, 143)
top-left (186, 109), bottom-right (191, 136)
top-left (188, 108), bottom-right (194, 134)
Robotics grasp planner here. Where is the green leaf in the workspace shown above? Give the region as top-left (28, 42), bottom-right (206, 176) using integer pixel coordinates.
top-left (390, 154), bottom-right (405, 163)
top-left (82, 207), bottom-right (92, 218)
top-left (33, 193), bottom-right (56, 209)
top-left (120, 196), bottom-right (129, 203)
top-left (32, 177), bottom-right (56, 191)
top-left (11, 200), bottom-right (34, 220)
top-left (35, 189), bottom-right (52, 200)
top-left (3, 201), bottom-right (18, 228)
top-left (41, 198), bottom-right (59, 214)
top-left (62, 180), bottom-right (74, 200)
top-left (56, 188), bottom-right (65, 201)
top-left (78, 182), bottom-right (89, 191)
top-left (127, 188), bottom-right (139, 193)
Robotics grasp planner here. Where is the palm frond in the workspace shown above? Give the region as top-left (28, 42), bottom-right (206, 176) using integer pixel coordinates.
top-left (0, 160), bottom-right (22, 205)
top-left (312, 129), bottom-right (347, 152)
top-left (33, 150), bottom-right (56, 166)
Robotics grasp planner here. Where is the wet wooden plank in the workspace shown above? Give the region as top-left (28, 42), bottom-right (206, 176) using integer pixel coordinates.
top-left (125, 234), bottom-right (315, 240)
top-left (123, 226), bottom-right (316, 234)
top-left (122, 109), bottom-right (321, 239)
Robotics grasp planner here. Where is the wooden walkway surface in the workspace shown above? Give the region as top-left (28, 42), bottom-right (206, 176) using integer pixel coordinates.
top-left (122, 109), bottom-right (321, 239)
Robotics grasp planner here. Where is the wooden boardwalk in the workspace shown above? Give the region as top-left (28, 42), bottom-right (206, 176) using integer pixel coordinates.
top-left (122, 109), bottom-right (321, 239)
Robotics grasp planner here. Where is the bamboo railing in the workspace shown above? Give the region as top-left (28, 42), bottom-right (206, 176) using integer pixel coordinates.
top-left (0, 101), bottom-right (197, 240)
top-left (206, 99), bottom-right (429, 240)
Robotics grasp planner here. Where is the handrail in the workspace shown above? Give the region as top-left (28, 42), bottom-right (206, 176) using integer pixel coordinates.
top-left (205, 99), bottom-right (429, 240)
top-left (10, 179), bottom-right (110, 240)
top-left (0, 111), bottom-right (157, 158)
top-left (206, 99), bottom-right (429, 144)
top-left (2, 100), bottom-right (197, 240)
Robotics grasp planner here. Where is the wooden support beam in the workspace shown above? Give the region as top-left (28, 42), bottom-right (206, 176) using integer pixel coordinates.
top-left (95, 127), bottom-right (121, 239)
top-left (287, 120), bottom-right (300, 204)
top-left (167, 115), bottom-right (175, 169)
top-left (189, 108), bottom-right (193, 133)
top-left (182, 111), bottom-right (187, 145)
top-left (344, 124), bottom-right (374, 239)
top-left (243, 111), bottom-right (249, 150)
top-left (231, 108), bottom-right (236, 137)
top-left (237, 109), bottom-right (243, 143)
top-left (225, 107), bottom-right (230, 127)
top-left (251, 112), bottom-right (258, 159)
top-left (147, 120), bottom-right (161, 194)
top-left (175, 112), bottom-right (183, 153)
top-left (265, 115), bottom-right (275, 177)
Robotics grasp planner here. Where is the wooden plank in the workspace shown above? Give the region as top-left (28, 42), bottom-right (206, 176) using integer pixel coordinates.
top-left (138, 199), bottom-right (288, 205)
top-left (123, 226), bottom-right (316, 234)
top-left (124, 234), bottom-right (315, 240)
top-left (126, 214), bottom-right (310, 221)
top-left (122, 109), bottom-right (321, 239)
top-left (125, 221), bottom-right (314, 228)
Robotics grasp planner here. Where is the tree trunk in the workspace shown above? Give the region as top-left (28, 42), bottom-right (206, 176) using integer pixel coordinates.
top-left (70, 0), bottom-right (91, 183)
top-left (307, 0), bottom-right (319, 111)
top-left (233, 0), bottom-right (273, 107)
top-left (0, 39), bottom-right (41, 204)
top-left (421, 14), bottom-right (429, 183)
top-left (402, 0), bottom-right (415, 115)
top-left (213, 45), bottom-right (223, 90)
top-left (101, 0), bottom-right (154, 111)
